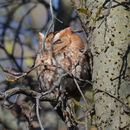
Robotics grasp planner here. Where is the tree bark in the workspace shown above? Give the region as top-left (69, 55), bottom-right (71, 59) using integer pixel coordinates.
top-left (72, 0), bottom-right (130, 129)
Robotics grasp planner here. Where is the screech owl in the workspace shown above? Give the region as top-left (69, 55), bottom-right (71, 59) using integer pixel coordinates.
top-left (35, 27), bottom-right (90, 96)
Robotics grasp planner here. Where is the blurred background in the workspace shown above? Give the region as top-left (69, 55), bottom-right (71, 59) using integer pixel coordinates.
top-left (0, 0), bottom-right (87, 129)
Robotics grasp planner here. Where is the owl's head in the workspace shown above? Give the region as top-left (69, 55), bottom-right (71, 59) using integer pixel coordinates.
top-left (38, 27), bottom-right (84, 53)
top-left (38, 27), bottom-right (72, 48)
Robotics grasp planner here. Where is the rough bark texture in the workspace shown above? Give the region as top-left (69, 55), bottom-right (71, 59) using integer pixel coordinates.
top-left (72, 0), bottom-right (130, 129)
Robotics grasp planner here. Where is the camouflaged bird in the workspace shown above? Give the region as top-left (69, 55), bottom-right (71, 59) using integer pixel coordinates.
top-left (35, 27), bottom-right (90, 95)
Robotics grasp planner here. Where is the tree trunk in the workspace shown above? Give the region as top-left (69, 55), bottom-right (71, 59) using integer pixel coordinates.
top-left (72, 0), bottom-right (130, 129)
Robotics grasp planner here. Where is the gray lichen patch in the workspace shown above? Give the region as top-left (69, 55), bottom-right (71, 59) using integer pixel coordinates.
top-left (89, 0), bottom-right (130, 129)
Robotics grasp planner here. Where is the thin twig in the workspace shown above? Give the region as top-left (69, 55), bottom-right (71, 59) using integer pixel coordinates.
top-left (95, 89), bottom-right (130, 111)
top-left (41, 21), bottom-right (54, 51)
top-left (41, 0), bottom-right (54, 51)
top-left (49, 0), bottom-right (54, 22)
top-left (72, 74), bottom-right (88, 109)
top-left (36, 96), bottom-right (44, 130)
top-left (98, 0), bottom-right (113, 28)
top-left (0, 63), bottom-right (60, 81)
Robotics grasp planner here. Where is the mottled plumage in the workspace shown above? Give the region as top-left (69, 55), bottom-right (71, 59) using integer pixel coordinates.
top-left (35, 27), bottom-right (90, 94)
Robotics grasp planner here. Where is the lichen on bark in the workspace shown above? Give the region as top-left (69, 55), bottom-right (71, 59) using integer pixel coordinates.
top-left (72, 0), bottom-right (130, 129)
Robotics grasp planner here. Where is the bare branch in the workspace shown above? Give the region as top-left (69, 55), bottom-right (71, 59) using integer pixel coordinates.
top-left (36, 96), bottom-right (44, 130)
top-left (73, 75), bottom-right (88, 109)
top-left (0, 87), bottom-right (57, 103)
top-left (0, 87), bottom-right (39, 100)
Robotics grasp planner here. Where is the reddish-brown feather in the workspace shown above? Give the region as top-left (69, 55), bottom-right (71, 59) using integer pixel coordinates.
top-left (35, 27), bottom-right (89, 92)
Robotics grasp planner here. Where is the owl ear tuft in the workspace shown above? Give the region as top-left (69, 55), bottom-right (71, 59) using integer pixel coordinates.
top-left (53, 33), bottom-right (60, 42)
top-left (53, 27), bottom-right (72, 42)
top-left (38, 32), bottom-right (44, 49)
top-left (38, 32), bottom-right (44, 42)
